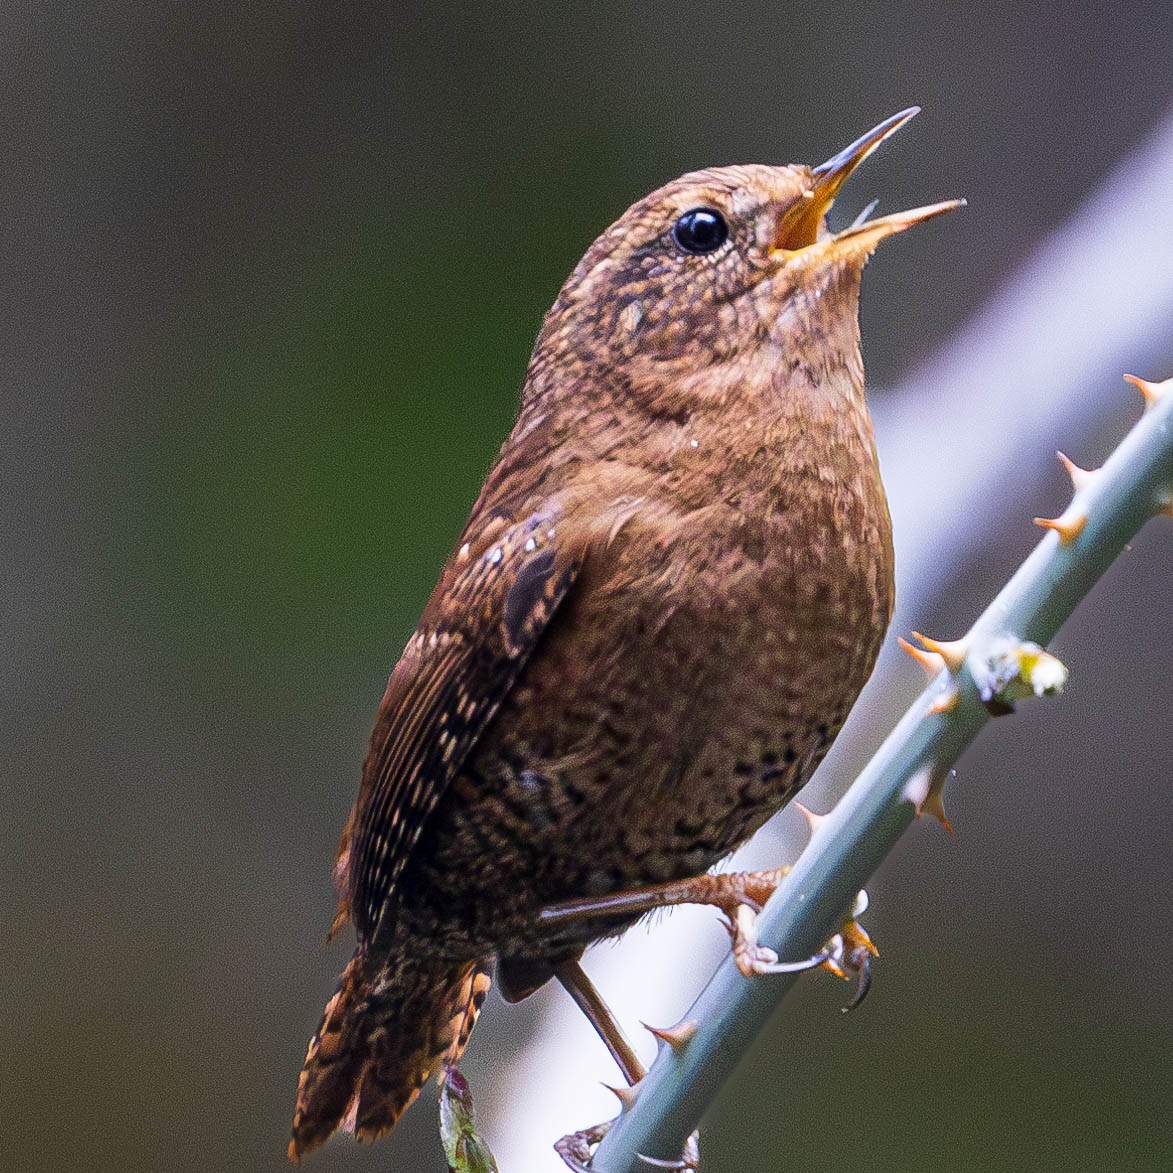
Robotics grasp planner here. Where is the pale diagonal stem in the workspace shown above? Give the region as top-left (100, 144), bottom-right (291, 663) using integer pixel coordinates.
top-left (591, 378), bottom-right (1173, 1172)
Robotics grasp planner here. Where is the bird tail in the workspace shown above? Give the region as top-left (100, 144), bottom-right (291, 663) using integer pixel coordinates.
top-left (288, 944), bottom-right (492, 1161)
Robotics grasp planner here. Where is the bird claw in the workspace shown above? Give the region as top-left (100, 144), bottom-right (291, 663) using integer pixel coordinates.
top-left (555, 1121), bottom-right (610, 1171)
top-left (727, 889), bottom-right (878, 1003)
top-left (728, 904), bottom-right (831, 977)
top-left (822, 934), bottom-right (875, 1011)
top-left (558, 1123), bottom-right (701, 1170)
top-left (840, 949), bottom-right (873, 1012)
top-left (638, 1130), bottom-right (701, 1170)
top-left (819, 894), bottom-right (880, 1011)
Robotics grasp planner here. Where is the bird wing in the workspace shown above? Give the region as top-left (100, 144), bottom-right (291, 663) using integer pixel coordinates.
top-left (344, 511), bottom-right (581, 942)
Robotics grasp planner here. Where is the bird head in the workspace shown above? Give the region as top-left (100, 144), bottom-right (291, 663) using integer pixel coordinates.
top-left (535, 108), bottom-right (962, 399)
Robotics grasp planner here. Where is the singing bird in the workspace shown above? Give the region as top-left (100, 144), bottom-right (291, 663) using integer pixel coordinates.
top-left (290, 108), bottom-right (961, 1161)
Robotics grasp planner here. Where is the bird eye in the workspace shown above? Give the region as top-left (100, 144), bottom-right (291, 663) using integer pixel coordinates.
top-left (671, 207), bottom-right (729, 255)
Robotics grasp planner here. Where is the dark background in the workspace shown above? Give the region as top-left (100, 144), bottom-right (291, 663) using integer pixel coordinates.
top-left (4, 3), bottom-right (1172, 1171)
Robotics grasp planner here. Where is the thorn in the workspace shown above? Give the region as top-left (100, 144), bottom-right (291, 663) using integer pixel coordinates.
top-left (842, 917), bottom-right (879, 959)
top-left (926, 685), bottom-right (960, 715)
top-left (1033, 511), bottom-right (1087, 545)
top-left (792, 801), bottom-right (827, 836)
top-left (643, 1020), bottom-right (698, 1053)
top-left (905, 767), bottom-right (954, 834)
top-left (1124, 372), bottom-right (1168, 412)
top-left (911, 631), bottom-right (968, 673)
top-left (602, 1080), bottom-right (641, 1109)
top-left (835, 914), bottom-right (882, 961)
top-left (1056, 451), bottom-right (1097, 492)
top-left (849, 197), bottom-right (880, 229)
top-left (920, 772), bottom-right (955, 835)
top-left (903, 768), bottom-right (931, 811)
top-left (898, 635), bottom-right (944, 677)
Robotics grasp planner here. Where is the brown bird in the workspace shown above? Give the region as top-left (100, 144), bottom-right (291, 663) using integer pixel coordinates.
top-left (289, 108), bottom-right (961, 1163)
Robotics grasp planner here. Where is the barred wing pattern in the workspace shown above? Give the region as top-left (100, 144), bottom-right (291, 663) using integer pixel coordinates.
top-left (349, 513), bottom-right (580, 940)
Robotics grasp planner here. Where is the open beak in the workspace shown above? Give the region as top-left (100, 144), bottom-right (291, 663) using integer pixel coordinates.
top-left (772, 107), bottom-right (964, 258)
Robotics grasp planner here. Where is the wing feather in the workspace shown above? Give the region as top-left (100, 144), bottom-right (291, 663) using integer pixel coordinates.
top-left (347, 513), bottom-right (580, 941)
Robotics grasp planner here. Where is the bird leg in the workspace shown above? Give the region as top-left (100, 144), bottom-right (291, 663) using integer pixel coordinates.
top-left (539, 869), bottom-right (831, 977)
top-left (553, 960), bottom-right (701, 1171)
top-left (547, 869), bottom-right (842, 1170)
top-left (553, 957), bottom-right (646, 1086)
top-left (556, 1121), bottom-right (701, 1172)
top-left (552, 959), bottom-right (642, 1171)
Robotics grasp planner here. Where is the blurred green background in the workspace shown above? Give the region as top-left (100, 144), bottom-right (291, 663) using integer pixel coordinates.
top-left (4, 2), bottom-right (1172, 1170)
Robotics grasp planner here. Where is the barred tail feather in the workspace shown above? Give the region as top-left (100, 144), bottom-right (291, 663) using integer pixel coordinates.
top-left (289, 946), bottom-right (491, 1161)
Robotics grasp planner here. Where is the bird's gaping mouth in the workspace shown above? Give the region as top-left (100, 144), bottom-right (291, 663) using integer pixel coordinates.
top-left (771, 107), bottom-right (965, 258)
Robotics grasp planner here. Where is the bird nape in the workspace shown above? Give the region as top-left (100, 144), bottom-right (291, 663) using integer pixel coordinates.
top-left (289, 108), bottom-right (961, 1167)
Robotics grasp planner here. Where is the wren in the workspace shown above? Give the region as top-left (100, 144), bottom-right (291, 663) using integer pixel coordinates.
top-left (289, 108), bottom-right (961, 1161)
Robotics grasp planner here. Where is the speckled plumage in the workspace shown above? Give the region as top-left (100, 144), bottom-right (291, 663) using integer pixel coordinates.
top-left (290, 128), bottom-right (957, 1160)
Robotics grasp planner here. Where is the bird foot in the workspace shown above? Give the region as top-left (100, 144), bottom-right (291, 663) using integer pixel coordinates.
top-left (556, 1122), bottom-right (701, 1172)
top-left (820, 894), bottom-right (879, 1011)
top-left (540, 867), bottom-right (835, 980)
top-left (638, 1131), bottom-right (701, 1170)
top-left (539, 867), bottom-right (790, 936)
top-left (727, 887), bottom-right (879, 1003)
top-left (555, 1120), bottom-right (610, 1171)
top-left (726, 903), bottom-right (833, 977)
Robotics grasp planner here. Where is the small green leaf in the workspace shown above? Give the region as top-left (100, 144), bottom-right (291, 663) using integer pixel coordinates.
top-left (439, 1068), bottom-right (499, 1173)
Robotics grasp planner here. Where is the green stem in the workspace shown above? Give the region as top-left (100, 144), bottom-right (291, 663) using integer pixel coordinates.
top-left (591, 379), bottom-right (1173, 1172)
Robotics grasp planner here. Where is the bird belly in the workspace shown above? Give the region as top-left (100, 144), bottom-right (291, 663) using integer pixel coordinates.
top-left (398, 502), bottom-right (891, 959)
